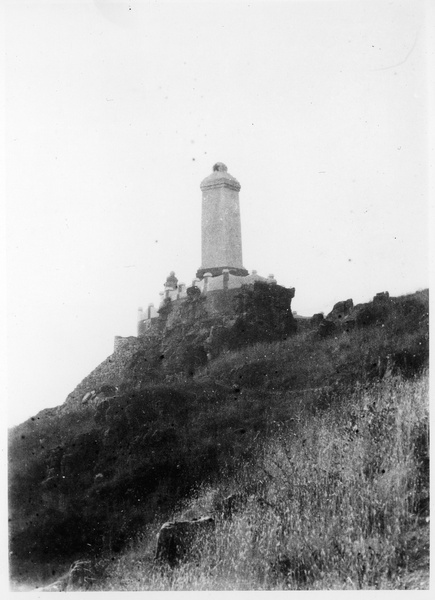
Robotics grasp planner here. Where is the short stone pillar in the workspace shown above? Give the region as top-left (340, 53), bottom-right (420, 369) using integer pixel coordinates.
top-left (203, 272), bottom-right (212, 295)
top-left (222, 268), bottom-right (230, 291)
top-left (147, 303), bottom-right (154, 319)
top-left (137, 308), bottom-right (145, 337)
top-left (373, 291), bottom-right (390, 305)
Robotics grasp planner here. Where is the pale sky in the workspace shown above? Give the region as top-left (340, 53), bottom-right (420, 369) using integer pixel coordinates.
top-left (4, 0), bottom-right (432, 426)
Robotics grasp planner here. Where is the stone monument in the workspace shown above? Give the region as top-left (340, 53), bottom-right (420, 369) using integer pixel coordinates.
top-left (196, 162), bottom-right (249, 279)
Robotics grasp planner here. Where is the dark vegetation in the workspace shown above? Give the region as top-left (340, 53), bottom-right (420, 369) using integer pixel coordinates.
top-left (157, 281), bottom-right (297, 375)
top-left (8, 288), bottom-right (429, 588)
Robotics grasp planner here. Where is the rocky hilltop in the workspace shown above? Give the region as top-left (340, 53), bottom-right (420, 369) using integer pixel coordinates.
top-left (65, 280), bottom-right (297, 407)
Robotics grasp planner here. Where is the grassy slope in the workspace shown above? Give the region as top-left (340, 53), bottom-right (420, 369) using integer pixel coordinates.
top-left (8, 290), bottom-right (429, 589)
top-left (94, 374), bottom-right (429, 590)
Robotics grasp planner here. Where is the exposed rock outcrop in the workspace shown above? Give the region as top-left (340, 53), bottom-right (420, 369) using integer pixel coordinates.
top-left (155, 516), bottom-right (215, 566)
top-left (326, 298), bottom-right (354, 321)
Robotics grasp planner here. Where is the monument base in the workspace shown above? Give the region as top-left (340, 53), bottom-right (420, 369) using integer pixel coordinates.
top-left (196, 266), bottom-right (249, 280)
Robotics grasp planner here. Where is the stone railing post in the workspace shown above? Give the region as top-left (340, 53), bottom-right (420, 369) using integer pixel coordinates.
top-left (223, 268), bottom-right (229, 291)
top-left (147, 303), bottom-right (154, 319)
top-left (203, 272), bottom-right (212, 295)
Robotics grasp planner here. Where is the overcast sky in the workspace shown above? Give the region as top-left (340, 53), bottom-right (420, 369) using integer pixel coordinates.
top-left (5, 0), bottom-right (432, 426)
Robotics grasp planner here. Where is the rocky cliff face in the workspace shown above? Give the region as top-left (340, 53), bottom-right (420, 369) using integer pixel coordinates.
top-left (64, 336), bottom-right (147, 407)
top-left (65, 281), bottom-right (298, 408)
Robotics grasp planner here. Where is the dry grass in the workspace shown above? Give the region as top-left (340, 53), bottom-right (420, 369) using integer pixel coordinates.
top-left (92, 373), bottom-right (429, 591)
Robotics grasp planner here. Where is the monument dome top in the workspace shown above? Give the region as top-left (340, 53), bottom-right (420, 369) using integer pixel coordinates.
top-left (200, 162), bottom-right (241, 191)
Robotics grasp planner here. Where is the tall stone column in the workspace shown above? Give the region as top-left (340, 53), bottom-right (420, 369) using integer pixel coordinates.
top-left (196, 162), bottom-right (248, 279)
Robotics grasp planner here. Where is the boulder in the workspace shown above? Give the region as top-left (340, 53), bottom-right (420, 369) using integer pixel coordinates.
top-left (310, 313), bottom-right (324, 327)
top-left (155, 516), bottom-right (215, 566)
top-left (81, 391), bottom-right (95, 404)
top-left (326, 299), bottom-right (354, 321)
top-left (98, 384), bottom-right (118, 398)
top-left (37, 560), bottom-right (93, 591)
top-left (373, 291), bottom-right (390, 305)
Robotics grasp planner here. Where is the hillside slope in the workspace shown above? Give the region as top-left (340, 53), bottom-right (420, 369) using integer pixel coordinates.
top-left (8, 289), bottom-right (429, 588)
top-left (94, 374), bottom-right (429, 591)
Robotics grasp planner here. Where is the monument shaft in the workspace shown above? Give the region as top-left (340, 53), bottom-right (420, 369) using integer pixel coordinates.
top-left (197, 163), bottom-right (248, 279)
